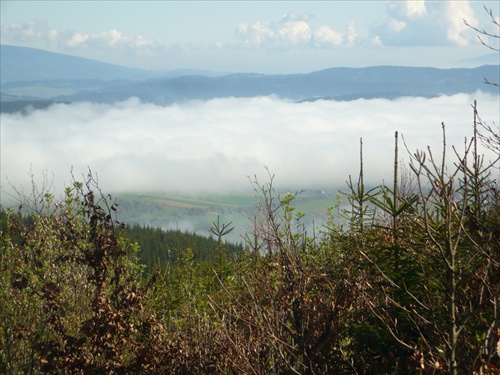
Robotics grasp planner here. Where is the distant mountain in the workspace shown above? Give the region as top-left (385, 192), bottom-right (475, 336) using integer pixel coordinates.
top-left (1, 45), bottom-right (165, 82)
top-left (48, 65), bottom-right (498, 105)
top-left (1, 44), bottom-right (498, 111)
top-left (0, 45), bottom-right (228, 83)
top-left (459, 52), bottom-right (500, 66)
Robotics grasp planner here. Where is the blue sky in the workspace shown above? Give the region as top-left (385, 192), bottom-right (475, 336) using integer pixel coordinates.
top-left (1, 1), bottom-right (499, 73)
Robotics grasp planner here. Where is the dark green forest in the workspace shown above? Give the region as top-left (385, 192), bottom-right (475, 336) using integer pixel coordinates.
top-left (123, 224), bottom-right (244, 274)
top-left (1, 97), bottom-right (499, 374)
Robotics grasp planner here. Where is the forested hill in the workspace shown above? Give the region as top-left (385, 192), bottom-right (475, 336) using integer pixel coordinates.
top-left (112, 65), bottom-right (498, 104)
top-left (123, 224), bottom-right (244, 274)
top-left (0, 207), bottom-right (243, 276)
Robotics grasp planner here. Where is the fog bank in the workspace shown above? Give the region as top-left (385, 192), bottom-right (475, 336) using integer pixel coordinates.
top-left (1, 93), bottom-right (498, 205)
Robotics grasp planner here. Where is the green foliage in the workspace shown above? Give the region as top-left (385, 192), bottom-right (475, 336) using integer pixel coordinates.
top-left (0, 173), bottom-right (165, 374)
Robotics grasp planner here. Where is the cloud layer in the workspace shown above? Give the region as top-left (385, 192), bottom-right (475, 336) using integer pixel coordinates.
top-left (2, 93), bottom-right (498, 205)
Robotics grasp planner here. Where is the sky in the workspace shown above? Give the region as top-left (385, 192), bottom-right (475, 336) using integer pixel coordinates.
top-left (1, 0), bottom-right (499, 73)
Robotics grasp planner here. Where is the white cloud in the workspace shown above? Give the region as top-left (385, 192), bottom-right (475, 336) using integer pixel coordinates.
top-left (405, 1), bottom-right (427, 19)
top-left (372, 36), bottom-right (383, 47)
top-left (63, 28), bottom-right (158, 51)
top-left (2, 93), bottom-right (498, 205)
top-left (388, 18), bottom-right (407, 33)
top-left (100, 29), bottom-right (122, 46)
top-left (346, 22), bottom-right (358, 47)
top-left (235, 12), bottom-right (356, 49)
top-left (373, 0), bottom-right (480, 47)
top-left (47, 28), bottom-right (59, 42)
top-left (1, 19), bottom-right (159, 53)
top-left (2, 20), bottom-right (56, 43)
top-left (235, 21), bottom-right (275, 47)
top-left (278, 20), bottom-right (311, 45)
top-left (314, 26), bottom-right (343, 47)
top-left (386, 0), bottom-right (426, 20)
top-left (277, 13), bottom-right (313, 45)
top-left (443, 1), bottom-right (477, 46)
top-left (65, 32), bottom-right (89, 48)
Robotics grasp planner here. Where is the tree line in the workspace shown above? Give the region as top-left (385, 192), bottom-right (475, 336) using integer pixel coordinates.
top-left (122, 223), bottom-right (243, 275)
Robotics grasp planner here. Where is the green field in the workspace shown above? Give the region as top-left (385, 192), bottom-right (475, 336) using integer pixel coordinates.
top-left (114, 190), bottom-right (339, 243)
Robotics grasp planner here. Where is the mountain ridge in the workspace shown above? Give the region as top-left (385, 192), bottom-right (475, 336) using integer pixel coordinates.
top-left (1, 44), bottom-right (498, 110)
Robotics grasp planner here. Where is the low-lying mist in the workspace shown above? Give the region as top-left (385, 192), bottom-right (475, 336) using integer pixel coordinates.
top-left (1, 92), bottom-right (498, 206)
